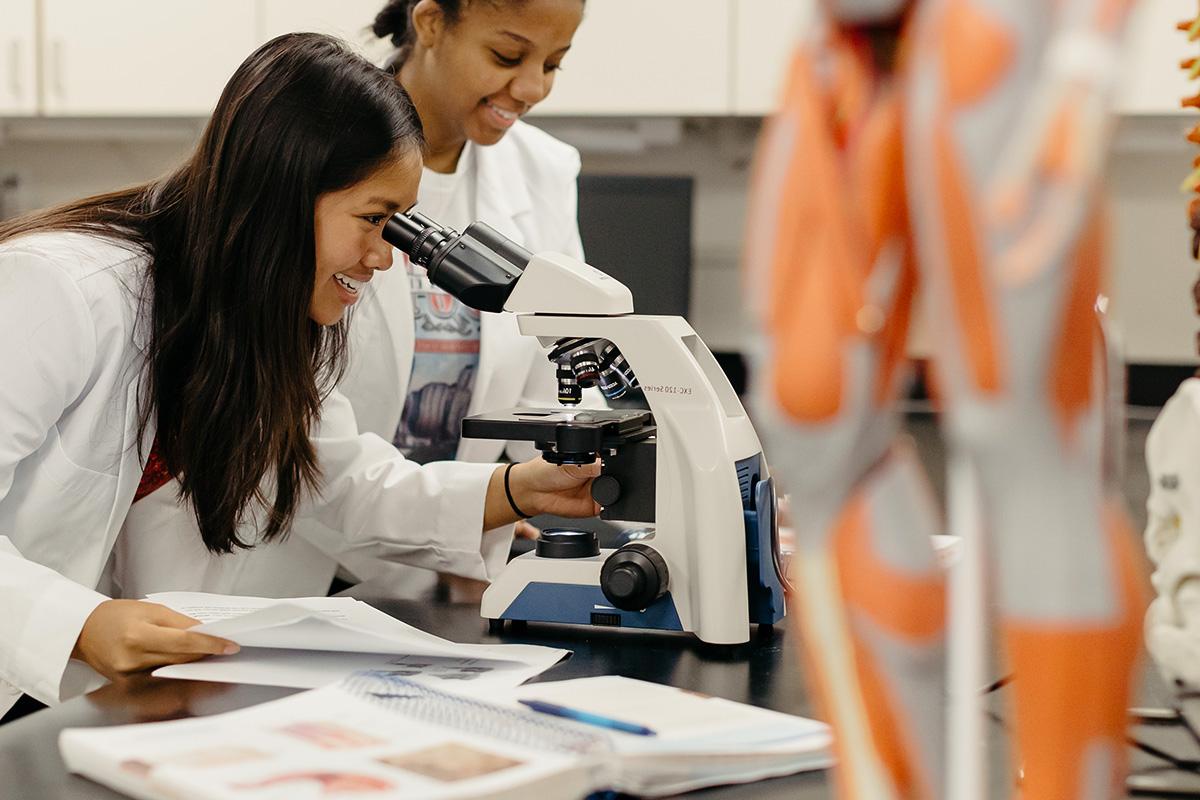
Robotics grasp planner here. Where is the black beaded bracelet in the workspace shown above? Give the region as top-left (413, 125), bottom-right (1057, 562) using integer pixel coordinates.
top-left (504, 462), bottom-right (532, 519)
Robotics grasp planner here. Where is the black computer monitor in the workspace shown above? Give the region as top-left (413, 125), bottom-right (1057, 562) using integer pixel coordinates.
top-left (575, 175), bottom-right (693, 317)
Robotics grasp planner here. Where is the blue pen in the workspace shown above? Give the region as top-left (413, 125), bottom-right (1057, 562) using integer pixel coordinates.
top-left (518, 699), bottom-right (657, 737)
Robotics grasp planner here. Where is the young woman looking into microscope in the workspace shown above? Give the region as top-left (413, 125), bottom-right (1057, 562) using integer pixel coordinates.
top-left (0, 31), bottom-right (598, 723)
top-left (120, 0), bottom-right (598, 605)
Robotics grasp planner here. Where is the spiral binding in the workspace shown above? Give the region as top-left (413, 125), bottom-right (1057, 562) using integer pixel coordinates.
top-left (340, 671), bottom-right (613, 756)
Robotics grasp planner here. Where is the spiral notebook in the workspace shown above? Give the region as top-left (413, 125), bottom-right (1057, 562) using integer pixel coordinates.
top-left (59, 671), bottom-right (832, 799)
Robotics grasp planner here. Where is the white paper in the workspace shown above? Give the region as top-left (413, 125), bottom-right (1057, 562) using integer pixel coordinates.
top-left (148, 592), bottom-right (568, 691)
top-left (513, 676), bottom-right (832, 752)
top-left (155, 649), bottom-right (561, 692)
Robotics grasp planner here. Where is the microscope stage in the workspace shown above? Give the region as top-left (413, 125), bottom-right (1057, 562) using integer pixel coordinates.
top-left (461, 408), bottom-right (655, 456)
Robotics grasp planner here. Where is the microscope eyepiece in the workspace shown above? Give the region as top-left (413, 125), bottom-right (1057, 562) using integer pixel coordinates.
top-left (382, 211), bottom-right (533, 313)
top-left (382, 211), bottom-right (449, 267)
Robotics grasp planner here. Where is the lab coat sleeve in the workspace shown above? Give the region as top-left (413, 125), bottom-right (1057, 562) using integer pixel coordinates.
top-left (304, 389), bottom-right (505, 581)
top-left (0, 253), bottom-right (109, 706)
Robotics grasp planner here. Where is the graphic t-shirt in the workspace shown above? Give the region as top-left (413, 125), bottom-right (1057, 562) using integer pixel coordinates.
top-left (393, 145), bottom-right (481, 464)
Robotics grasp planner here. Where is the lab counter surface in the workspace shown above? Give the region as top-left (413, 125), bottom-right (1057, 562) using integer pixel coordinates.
top-left (0, 584), bottom-right (831, 799)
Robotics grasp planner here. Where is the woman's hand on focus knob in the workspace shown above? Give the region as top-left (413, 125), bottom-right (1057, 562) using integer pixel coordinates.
top-left (509, 458), bottom-right (601, 519)
top-left (483, 458), bottom-right (601, 529)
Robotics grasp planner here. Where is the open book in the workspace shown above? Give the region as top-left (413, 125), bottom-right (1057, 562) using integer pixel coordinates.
top-left (147, 592), bottom-right (568, 691)
top-left (60, 671), bottom-right (832, 799)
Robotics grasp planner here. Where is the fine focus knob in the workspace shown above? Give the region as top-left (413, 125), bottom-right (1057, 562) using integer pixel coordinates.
top-left (591, 475), bottom-right (622, 507)
top-left (600, 543), bottom-right (669, 611)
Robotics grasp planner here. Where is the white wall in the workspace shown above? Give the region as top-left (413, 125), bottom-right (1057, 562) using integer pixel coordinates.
top-left (1109, 117), bottom-right (1198, 364)
top-left (1, 115), bottom-right (1197, 363)
top-left (0, 131), bottom-right (193, 215)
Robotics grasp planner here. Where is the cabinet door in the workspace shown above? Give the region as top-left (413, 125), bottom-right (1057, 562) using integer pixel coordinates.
top-left (533, 0), bottom-right (732, 116)
top-left (41, 0), bottom-right (256, 116)
top-left (1115, 0), bottom-right (1194, 114)
top-left (731, 0), bottom-right (810, 115)
top-left (258, 0), bottom-right (392, 59)
top-left (0, 0), bottom-right (37, 115)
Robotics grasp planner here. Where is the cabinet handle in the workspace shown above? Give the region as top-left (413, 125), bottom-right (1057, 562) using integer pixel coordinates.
top-left (7, 41), bottom-right (19, 100)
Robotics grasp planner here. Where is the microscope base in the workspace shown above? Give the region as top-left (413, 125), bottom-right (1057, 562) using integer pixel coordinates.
top-left (481, 550), bottom-right (684, 633)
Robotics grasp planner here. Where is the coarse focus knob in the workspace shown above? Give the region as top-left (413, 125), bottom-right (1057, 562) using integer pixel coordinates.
top-left (600, 543), bottom-right (669, 611)
top-left (591, 475), bottom-right (621, 507)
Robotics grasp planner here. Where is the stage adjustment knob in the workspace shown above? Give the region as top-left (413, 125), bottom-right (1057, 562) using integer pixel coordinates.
top-left (600, 543), bottom-right (669, 611)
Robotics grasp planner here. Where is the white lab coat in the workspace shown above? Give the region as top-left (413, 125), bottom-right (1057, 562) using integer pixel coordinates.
top-left (0, 225), bottom-right (509, 716)
top-left (113, 120), bottom-right (587, 601)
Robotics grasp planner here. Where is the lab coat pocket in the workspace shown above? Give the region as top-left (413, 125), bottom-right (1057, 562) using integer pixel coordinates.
top-left (41, 427), bottom-right (119, 495)
top-left (13, 428), bottom-right (122, 580)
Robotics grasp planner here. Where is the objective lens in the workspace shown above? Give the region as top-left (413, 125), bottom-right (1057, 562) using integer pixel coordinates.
top-left (570, 348), bottom-right (600, 388)
top-left (556, 356), bottom-right (582, 405)
top-left (599, 343), bottom-right (638, 389)
top-left (597, 365), bottom-right (627, 400)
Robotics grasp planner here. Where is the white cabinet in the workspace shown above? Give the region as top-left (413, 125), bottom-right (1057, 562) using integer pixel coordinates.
top-left (1116, 0), bottom-right (1195, 114)
top-left (40, 0), bottom-right (256, 116)
top-left (731, 0), bottom-right (810, 115)
top-left (0, 0), bottom-right (37, 115)
top-left (258, 0), bottom-right (393, 60)
top-left (17, 1), bottom-right (1199, 118)
top-left (533, 0), bottom-right (733, 116)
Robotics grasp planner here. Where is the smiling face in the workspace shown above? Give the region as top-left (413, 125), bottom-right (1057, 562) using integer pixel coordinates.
top-left (310, 150), bottom-right (422, 325)
top-left (400, 0), bottom-right (584, 167)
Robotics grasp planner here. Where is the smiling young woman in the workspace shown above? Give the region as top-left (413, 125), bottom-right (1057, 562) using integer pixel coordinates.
top-left (0, 30), bottom-right (601, 722)
top-left (310, 154), bottom-right (421, 325)
top-left (72, 0), bottom-right (596, 626)
top-left (381, 0), bottom-right (584, 170)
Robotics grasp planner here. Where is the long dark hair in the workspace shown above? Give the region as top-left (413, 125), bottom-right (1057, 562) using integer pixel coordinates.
top-left (0, 33), bottom-right (424, 553)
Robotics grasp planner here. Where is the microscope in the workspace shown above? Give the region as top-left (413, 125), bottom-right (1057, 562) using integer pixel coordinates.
top-left (383, 212), bottom-right (784, 645)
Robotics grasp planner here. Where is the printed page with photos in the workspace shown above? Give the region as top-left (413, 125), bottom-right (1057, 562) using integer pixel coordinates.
top-left (60, 677), bottom-right (600, 800)
top-left (146, 592), bottom-right (569, 691)
top-left (59, 672), bottom-right (832, 800)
